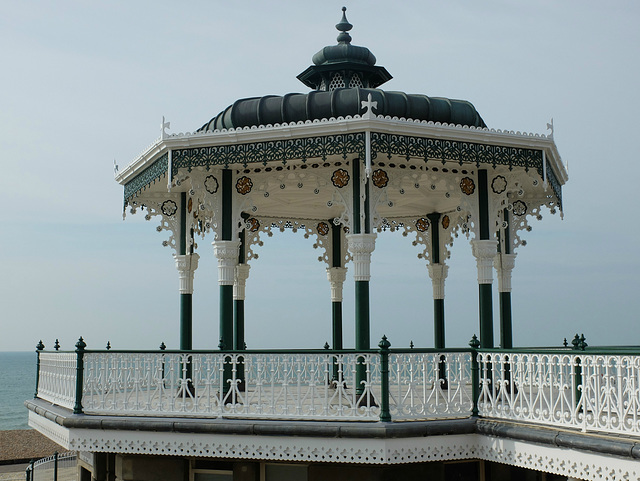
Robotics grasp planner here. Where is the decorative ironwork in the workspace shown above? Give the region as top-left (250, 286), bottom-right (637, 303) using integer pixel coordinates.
top-left (246, 217), bottom-right (260, 232)
top-left (442, 215), bottom-right (450, 230)
top-left (331, 168), bottom-right (350, 188)
top-left (415, 217), bottom-right (429, 232)
top-left (236, 176), bottom-right (253, 195)
top-left (171, 133), bottom-right (366, 172)
top-left (316, 221), bottom-right (330, 236)
top-left (372, 169), bottom-right (389, 188)
top-left (204, 174), bottom-right (219, 194)
top-left (161, 200), bottom-right (177, 217)
top-left (512, 200), bottom-right (527, 216)
top-left (460, 177), bottom-right (475, 195)
top-left (123, 153), bottom-right (168, 204)
top-left (491, 175), bottom-right (507, 194)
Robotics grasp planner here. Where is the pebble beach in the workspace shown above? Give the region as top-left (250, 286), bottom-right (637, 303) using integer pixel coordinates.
top-left (0, 429), bottom-right (63, 477)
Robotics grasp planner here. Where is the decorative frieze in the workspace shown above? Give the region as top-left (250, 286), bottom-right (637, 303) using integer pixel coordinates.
top-left (471, 239), bottom-right (497, 284)
top-left (173, 254), bottom-right (200, 294)
top-left (212, 240), bottom-right (240, 286)
top-left (346, 234), bottom-right (377, 282)
top-left (326, 267), bottom-right (348, 302)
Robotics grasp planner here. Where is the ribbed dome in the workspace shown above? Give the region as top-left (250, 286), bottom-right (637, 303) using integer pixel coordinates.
top-left (198, 8), bottom-right (486, 132)
top-left (199, 89), bottom-right (486, 132)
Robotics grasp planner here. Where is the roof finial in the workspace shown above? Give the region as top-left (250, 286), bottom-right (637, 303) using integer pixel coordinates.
top-left (336, 6), bottom-right (353, 44)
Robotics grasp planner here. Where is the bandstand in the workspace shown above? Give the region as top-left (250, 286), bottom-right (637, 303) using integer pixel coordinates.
top-left (27, 9), bottom-right (640, 481)
top-left (118, 7), bottom-right (564, 358)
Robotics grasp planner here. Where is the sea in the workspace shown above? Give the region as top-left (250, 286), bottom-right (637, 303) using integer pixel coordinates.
top-left (0, 352), bottom-right (36, 430)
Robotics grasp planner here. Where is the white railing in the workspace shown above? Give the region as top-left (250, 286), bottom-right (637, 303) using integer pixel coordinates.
top-left (477, 351), bottom-right (640, 436)
top-left (82, 351), bottom-right (382, 420)
top-left (33, 347), bottom-right (640, 437)
top-left (37, 352), bottom-right (77, 410)
top-left (26, 451), bottom-right (76, 481)
top-left (389, 351), bottom-right (473, 419)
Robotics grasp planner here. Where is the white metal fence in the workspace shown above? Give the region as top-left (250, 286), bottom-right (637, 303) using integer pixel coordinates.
top-left (25, 452), bottom-right (76, 481)
top-left (34, 348), bottom-right (640, 437)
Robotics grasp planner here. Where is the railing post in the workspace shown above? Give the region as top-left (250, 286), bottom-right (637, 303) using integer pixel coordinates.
top-left (73, 337), bottom-right (86, 414)
top-left (571, 334), bottom-right (587, 413)
top-left (53, 451), bottom-right (58, 481)
top-left (34, 341), bottom-right (44, 399)
top-left (27, 459), bottom-right (34, 481)
top-left (378, 335), bottom-right (391, 422)
top-left (469, 335), bottom-right (481, 417)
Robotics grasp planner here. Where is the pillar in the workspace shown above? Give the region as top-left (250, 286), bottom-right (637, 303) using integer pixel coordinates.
top-left (213, 240), bottom-right (240, 351)
top-left (494, 253), bottom-right (516, 349)
top-left (173, 253), bottom-right (199, 350)
top-left (233, 263), bottom-right (251, 350)
top-left (426, 213), bottom-right (447, 350)
top-left (472, 169), bottom-right (496, 348)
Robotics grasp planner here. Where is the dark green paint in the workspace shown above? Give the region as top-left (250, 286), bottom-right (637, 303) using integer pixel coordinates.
top-left (221, 170), bottom-right (232, 241)
top-left (331, 220), bottom-right (342, 268)
top-left (73, 337), bottom-right (86, 415)
top-left (180, 294), bottom-right (193, 351)
top-left (427, 213), bottom-right (441, 264)
top-left (469, 335), bottom-right (480, 417)
top-left (479, 284), bottom-right (494, 348)
top-left (355, 280), bottom-right (370, 394)
top-left (434, 299), bottom-right (445, 349)
top-left (499, 292), bottom-right (513, 349)
top-left (179, 193), bottom-right (187, 255)
top-left (234, 299), bottom-right (245, 385)
top-left (378, 336), bottom-right (391, 422)
top-left (478, 170), bottom-right (490, 240)
top-left (352, 158), bottom-right (361, 234)
top-left (502, 209), bottom-right (511, 255)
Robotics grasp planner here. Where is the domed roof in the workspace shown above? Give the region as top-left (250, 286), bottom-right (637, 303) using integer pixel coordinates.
top-left (199, 8), bottom-right (486, 132)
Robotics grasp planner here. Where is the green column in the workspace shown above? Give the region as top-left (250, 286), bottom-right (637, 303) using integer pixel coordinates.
top-left (476, 170), bottom-right (494, 349)
top-left (348, 158), bottom-right (376, 397)
top-left (498, 209), bottom-right (514, 349)
top-left (427, 213), bottom-right (444, 349)
top-left (220, 169), bottom-right (234, 351)
top-left (178, 192), bottom-right (192, 351)
top-left (331, 221), bottom-right (344, 352)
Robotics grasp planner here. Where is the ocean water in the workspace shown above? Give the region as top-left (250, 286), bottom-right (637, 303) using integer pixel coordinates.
top-left (0, 352), bottom-right (36, 430)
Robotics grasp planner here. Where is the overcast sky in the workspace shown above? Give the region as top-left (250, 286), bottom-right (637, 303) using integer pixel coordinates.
top-left (1, 1), bottom-right (638, 352)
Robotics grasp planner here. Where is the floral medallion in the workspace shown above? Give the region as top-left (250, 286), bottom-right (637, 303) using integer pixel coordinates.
top-left (460, 177), bottom-right (475, 195)
top-left (512, 200), bottom-right (527, 216)
top-left (442, 215), bottom-right (450, 230)
top-left (331, 169), bottom-right (350, 188)
top-left (204, 175), bottom-right (219, 194)
top-left (236, 176), bottom-right (253, 195)
top-left (246, 217), bottom-right (260, 232)
top-left (491, 175), bottom-right (507, 194)
top-left (161, 200), bottom-right (177, 217)
top-left (316, 222), bottom-right (330, 236)
top-left (372, 169), bottom-right (389, 188)
top-left (415, 217), bottom-right (430, 232)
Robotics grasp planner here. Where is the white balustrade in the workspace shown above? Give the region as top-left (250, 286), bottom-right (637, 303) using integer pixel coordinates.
top-left (477, 351), bottom-right (640, 436)
top-left (82, 351), bottom-right (381, 420)
top-left (34, 348), bottom-right (640, 436)
top-left (389, 351), bottom-right (474, 420)
top-left (37, 352), bottom-right (77, 410)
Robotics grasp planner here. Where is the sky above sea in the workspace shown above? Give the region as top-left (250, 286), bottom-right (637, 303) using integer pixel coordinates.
top-left (0, 1), bottom-right (639, 352)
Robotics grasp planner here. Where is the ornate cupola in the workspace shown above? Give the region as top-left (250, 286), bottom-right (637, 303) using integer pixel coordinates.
top-left (297, 7), bottom-right (392, 90)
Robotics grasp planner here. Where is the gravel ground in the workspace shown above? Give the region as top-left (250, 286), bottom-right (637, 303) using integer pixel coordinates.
top-left (0, 429), bottom-right (63, 463)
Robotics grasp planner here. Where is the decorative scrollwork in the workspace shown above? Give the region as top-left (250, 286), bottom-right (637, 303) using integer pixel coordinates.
top-left (415, 218), bottom-right (429, 232)
top-left (331, 169), bottom-right (350, 188)
top-left (491, 175), bottom-right (507, 194)
top-left (316, 222), bottom-right (330, 236)
top-left (236, 176), bottom-right (253, 195)
top-left (460, 177), bottom-right (475, 195)
top-left (123, 153), bottom-right (168, 205)
top-left (204, 175), bottom-right (219, 194)
top-left (161, 200), bottom-right (177, 217)
top-left (511, 200), bottom-right (527, 217)
top-left (372, 169), bottom-right (389, 188)
top-left (246, 218), bottom-right (260, 232)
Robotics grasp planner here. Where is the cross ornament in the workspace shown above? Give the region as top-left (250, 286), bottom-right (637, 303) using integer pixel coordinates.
top-left (161, 116), bottom-right (171, 140)
top-left (361, 93), bottom-right (377, 119)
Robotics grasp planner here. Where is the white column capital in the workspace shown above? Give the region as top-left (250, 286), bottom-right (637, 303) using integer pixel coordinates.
top-left (346, 233), bottom-right (377, 282)
top-left (234, 263), bottom-right (251, 300)
top-left (326, 267), bottom-right (348, 302)
top-left (471, 239), bottom-right (498, 284)
top-left (173, 253), bottom-right (200, 294)
top-left (212, 240), bottom-right (240, 286)
top-left (427, 263), bottom-right (449, 300)
top-left (494, 253), bottom-right (517, 293)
